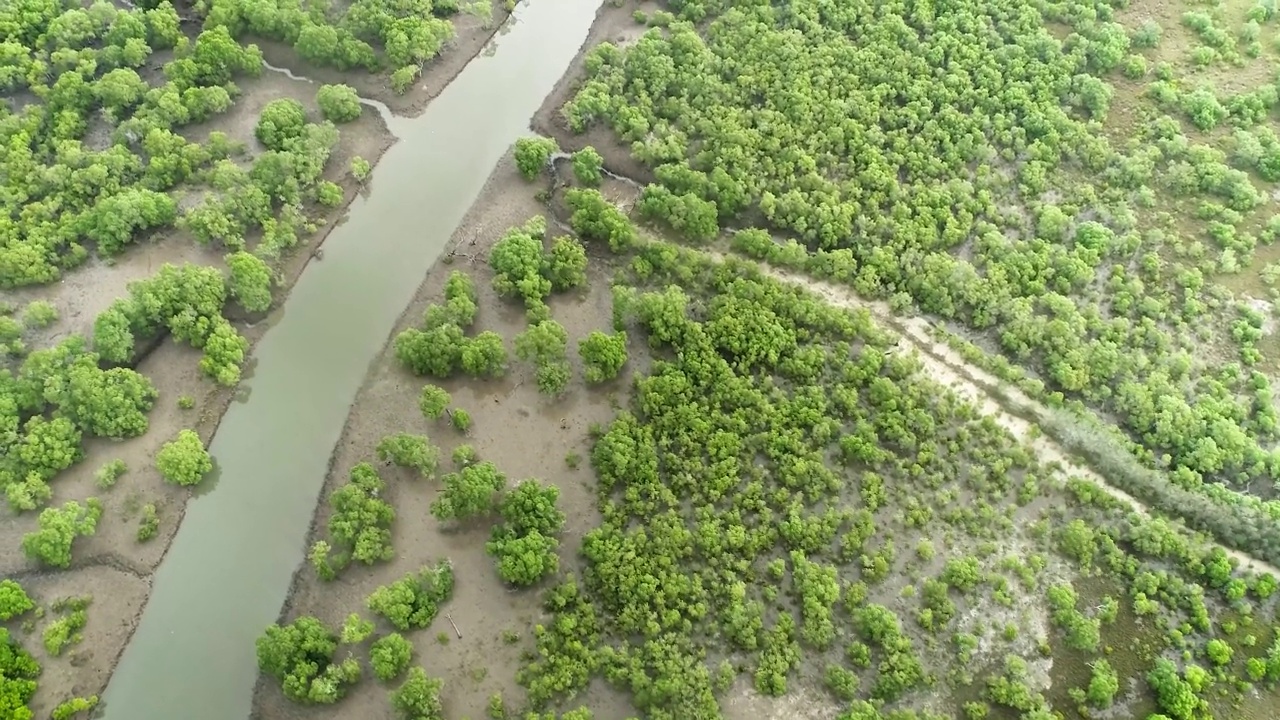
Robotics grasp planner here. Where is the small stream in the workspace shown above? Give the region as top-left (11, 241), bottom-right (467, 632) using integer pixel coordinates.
top-left (99, 1), bottom-right (604, 718)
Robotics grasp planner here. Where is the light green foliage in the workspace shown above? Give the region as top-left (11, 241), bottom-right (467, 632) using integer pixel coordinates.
top-left (490, 217), bottom-right (553, 306)
top-left (517, 317), bottom-right (568, 363)
top-left (255, 98), bottom-right (308, 151)
top-left (570, 146), bottom-right (604, 186)
top-left (391, 667), bottom-right (444, 720)
top-left (489, 480), bottom-right (564, 588)
top-left (256, 616), bottom-right (359, 704)
top-left (376, 433), bottom-right (440, 476)
top-left (450, 407), bottom-right (472, 433)
top-left (0, 581), bottom-right (35, 621)
top-left (366, 562), bottom-right (455, 631)
top-left (516, 319), bottom-right (571, 396)
top-left (370, 633), bottom-right (414, 682)
top-left (1205, 638), bottom-right (1232, 666)
top-left (43, 597), bottom-right (90, 657)
top-left (546, 236), bottom-right (588, 292)
top-left (565, 189), bottom-right (635, 252)
top-left (351, 156), bottom-right (373, 183)
top-left (50, 696), bottom-right (98, 720)
top-left (225, 251), bottom-right (274, 313)
top-left (578, 330), bottom-right (627, 383)
top-left (514, 136), bottom-right (559, 180)
top-left (391, 65), bottom-right (420, 94)
top-left (339, 613), bottom-right (374, 645)
top-left (21, 500), bottom-right (102, 569)
top-left (1, 627), bottom-right (40, 720)
top-left (488, 529), bottom-right (559, 586)
top-left (1086, 658), bottom-right (1119, 708)
top-left (394, 271), bottom-right (502, 379)
top-left (155, 429), bottom-right (213, 487)
top-left (419, 385), bottom-right (451, 420)
top-left (20, 301), bottom-right (58, 330)
top-left (136, 502), bottom-right (159, 542)
top-left (316, 84), bottom-right (362, 123)
top-left (320, 462), bottom-right (395, 572)
top-left (315, 180), bottom-right (344, 207)
top-left (431, 461), bottom-right (505, 521)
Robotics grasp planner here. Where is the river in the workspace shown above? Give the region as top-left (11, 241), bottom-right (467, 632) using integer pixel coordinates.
top-left (99, 0), bottom-right (603, 717)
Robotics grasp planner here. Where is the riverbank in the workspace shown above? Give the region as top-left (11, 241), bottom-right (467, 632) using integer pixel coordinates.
top-left (252, 151), bottom-right (640, 720)
top-left (0, 6), bottom-right (524, 710)
top-left (256, 0), bottom-right (514, 118)
top-left (530, 0), bottom-right (656, 183)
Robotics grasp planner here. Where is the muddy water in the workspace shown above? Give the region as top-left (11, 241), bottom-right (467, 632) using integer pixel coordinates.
top-left (99, 1), bottom-right (603, 717)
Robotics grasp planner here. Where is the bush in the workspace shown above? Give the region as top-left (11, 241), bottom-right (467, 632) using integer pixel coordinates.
top-left (514, 136), bottom-right (559, 180)
top-left (431, 462), bottom-right (505, 521)
top-left (367, 562), bottom-right (455, 631)
top-left (0, 581), bottom-right (34, 621)
top-left (392, 667), bottom-right (445, 720)
top-left (323, 463), bottom-right (395, 569)
top-left (571, 146), bottom-right (604, 186)
top-left (419, 385), bottom-right (451, 420)
top-left (255, 98), bottom-right (308, 151)
top-left (225, 251), bottom-right (274, 313)
top-left (370, 633), bottom-right (414, 682)
top-left (578, 331), bottom-right (627, 382)
top-left (376, 433), bottom-right (440, 476)
top-left (316, 84), bottom-right (362, 123)
top-left (156, 430), bottom-right (213, 487)
top-left (21, 301), bottom-right (58, 330)
top-left (256, 616), bottom-right (360, 704)
top-left (487, 529), bottom-right (560, 586)
top-left (22, 500), bottom-right (102, 568)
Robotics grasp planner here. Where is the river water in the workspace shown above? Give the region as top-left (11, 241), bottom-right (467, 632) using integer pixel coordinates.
top-left (100, 1), bottom-right (602, 717)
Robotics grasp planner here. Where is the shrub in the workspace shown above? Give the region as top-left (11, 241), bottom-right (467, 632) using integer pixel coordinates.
top-left (156, 430), bottom-right (213, 487)
top-left (514, 136), bottom-right (558, 180)
top-left (316, 84), bottom-right (362, 123)
top-left (370, 633), bottom-right (414, 682)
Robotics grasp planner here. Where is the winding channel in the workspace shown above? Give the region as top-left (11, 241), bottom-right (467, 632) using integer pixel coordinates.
top-left (99, 1), bottom-right (603, 717)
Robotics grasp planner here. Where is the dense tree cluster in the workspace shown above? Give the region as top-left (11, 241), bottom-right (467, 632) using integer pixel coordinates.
top-left (1, 336), bottom-right (157, 511)
top-left (430, 460), bottom-right (505, 522)
top-left (94, 263), bottom-right (249, 386)
top-left (21, 498), bottom-right (102, 568)
top-left (199, 0), bottom-right (463, 95)
top-left (562, 0), bottom-right (1280, 540)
